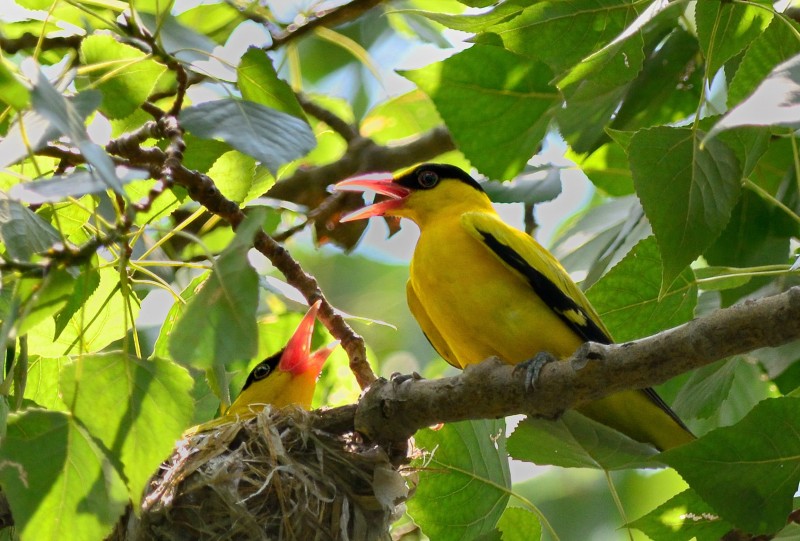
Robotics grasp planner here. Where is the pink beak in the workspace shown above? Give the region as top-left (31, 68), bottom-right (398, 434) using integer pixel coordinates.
top-left (334, 173), bottom-right (411, 222)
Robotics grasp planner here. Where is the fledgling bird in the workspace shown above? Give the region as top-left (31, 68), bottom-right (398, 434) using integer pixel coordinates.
top-left (336, 163), bottom-right (693, 451)
top-left (187, 301), bottom-right (336, 434)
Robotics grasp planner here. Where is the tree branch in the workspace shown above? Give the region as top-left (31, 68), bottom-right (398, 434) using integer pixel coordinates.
top-left (346, 286), bottom-right (800, 444)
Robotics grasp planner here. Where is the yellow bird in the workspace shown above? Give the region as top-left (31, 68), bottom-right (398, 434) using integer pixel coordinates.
top-left (188, 301), bottom-right (336, 434)
top-left (336, 163), bottom-right (694, 451)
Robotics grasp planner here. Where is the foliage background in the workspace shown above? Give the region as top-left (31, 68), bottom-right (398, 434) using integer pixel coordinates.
top-left (1, 0), bottom-right (800, 540)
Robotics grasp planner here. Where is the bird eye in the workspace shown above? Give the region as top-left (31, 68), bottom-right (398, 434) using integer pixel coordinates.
top-left (418, 170), bottom-right (439, 188)
top-left (252, 363), bottom-right (271, 380)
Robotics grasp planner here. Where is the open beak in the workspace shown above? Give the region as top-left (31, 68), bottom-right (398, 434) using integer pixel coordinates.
top-left (334, 172), bottom-right (411, 222)
top-left (278, 300), bottom-right (337, 377)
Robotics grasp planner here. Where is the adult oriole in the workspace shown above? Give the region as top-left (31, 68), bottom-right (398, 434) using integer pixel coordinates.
top-left (188, 301), bottom-right (336, 434)
top-left (336, 163), bottom-right (693, 451)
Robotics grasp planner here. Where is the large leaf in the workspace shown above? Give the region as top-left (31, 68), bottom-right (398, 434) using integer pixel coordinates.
top-left (179, 98), bottom-right (316, 174)
top-left (708, 52), bottom-right (800, 137)
top-left (0, 410), bottom-right (128, 541)
top-left (695, 0), bottom-right (772, 78)
top-left (661, 397), bottom-right (800, 535)
top-left (168, 211), bottom-right (263, 368)
top-left (78, 34), bottom-right (166, 119)
top-left (237, 47), bottom-right (305, 119)
top-left (9, 166), bottom-right (149, 204)
top-left (401, 45), bottom-right (558, 180)
top-left (205, 150), bottom-right (257, 205)
top-left (60, 353), bottom-right (195, 505)
top-left (586, 236), bottom-right (697, 343)
top-left (496, 507), bottom-right (542, 541)
top-left (408, 419), bottom-right (511, 541)
top-left (628, 126), bottom-right (741, 289)
top-left (29, 69), bottom-right (124, 194)
top-left (507, 412), bottom-right (658, 471)
top-left (628, 488), bottom-right (732, 541)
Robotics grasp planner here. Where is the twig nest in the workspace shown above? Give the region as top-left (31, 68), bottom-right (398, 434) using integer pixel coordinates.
top-left (131, 405), bottom-right (411, 540)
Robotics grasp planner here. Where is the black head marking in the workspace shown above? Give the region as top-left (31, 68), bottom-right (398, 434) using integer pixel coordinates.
top-left (239, 349), bottom-right (283, 393)
top-left (396, 163), bottom-right (484, 193)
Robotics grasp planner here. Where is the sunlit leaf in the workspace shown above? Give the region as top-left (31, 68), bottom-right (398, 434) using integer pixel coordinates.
top-left (0, 197), bottom-right (61, 261)
top-left (0, 410), bottom-right (128, 541)
top-left (628, 488), bottom-right (732, 541)
top-left (408, 419), bottom-right (510, 540)
top-left (496, 506), bottom-right (542, 541)
top-left (60, 353), bottom-right (194, 505)
top-left (206, 150), bottom-right (256, 204)
top-left (237, 48), bottom-right (305, 119)
top-left (0, 61), bottom-right (29, 110)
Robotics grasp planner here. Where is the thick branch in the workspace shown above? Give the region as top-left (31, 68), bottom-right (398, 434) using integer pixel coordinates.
top-left (351, 287), bottom-right (800, 443)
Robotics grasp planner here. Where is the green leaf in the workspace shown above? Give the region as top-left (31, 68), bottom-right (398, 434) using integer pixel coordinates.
top-left (480, 165), bottom-right (562, 204)
top-left (23, 356), bottom-right (69, 411)
top-left (16, 269), bottom-right (75, 335)
top-left (507, 412), bottom-right (658, 470)
top-left (496, 506), bottom-right (542, 541)
top-left (0, 91), bottom-right (100, 170)
top-left (168, 211), bottom-right (263, 368)
top-left (628, 488), bottom-right (732, 541)
top-left (728, 17), bottom-right (800, 107)
top-left (53, 268), bottom-right (101, 340)
top-left (672, 359), bottom-right (738, 420)
top-left (708, 52), bottom-right (800, 137)
top-left (78, 34), bottom-right (166, 119)
top-left (567, 141), bottom-right (633, 196)
top-left (475, 0), bottom-right (639, 75)
top-left (29, 69), bottom-right (124, 195)
top-left (0, 61), bottom-right (29, 111)
top-left (179, 98), bottom-right (316, 174)
top-left (695, 0), bottom-right (772, 78)
top-left (152, 273), bottom-right (206, 359)
top-left (0, 197), bottom-right (61, 261)
top-left (408, 419), bottom-right (510, 541)
top-left (60, 353), bottom-right (194, 505)
top-left (586, 236), bottom-right (697, 343)
top-left (27, 266), bottom-right (139, 357)
top-left (692, 267), bottom-right (752, 292)
top-left (401, 45), bottom-right (558, 180)
top-left (206, 150), bottom-right (257, 205)
top-left (628, 126), bottom-right (741, 289)
top-left (661, 397), bottom-right (800, 534)
top-left (411, 1), bottom-right (528, 34)
top-left (0, 410), bottom-right (128, 541)
top-left (237, 48), bottom-right (305, 119)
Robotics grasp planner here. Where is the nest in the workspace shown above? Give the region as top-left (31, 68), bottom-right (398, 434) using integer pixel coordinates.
top-left (122, 406), bottom-right (411, 541)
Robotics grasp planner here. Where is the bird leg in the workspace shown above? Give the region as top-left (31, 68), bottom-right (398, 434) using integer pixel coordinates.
top-left (389, 371), bottom-right (423, 388)
top-left (514, 351), bottom-right (558, 392)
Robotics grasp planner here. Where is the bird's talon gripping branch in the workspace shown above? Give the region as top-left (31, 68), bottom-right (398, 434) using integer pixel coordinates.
top-left (515, 351), bottom-right (558, 392)
top-left (389, 372), bottom-right (422, 387)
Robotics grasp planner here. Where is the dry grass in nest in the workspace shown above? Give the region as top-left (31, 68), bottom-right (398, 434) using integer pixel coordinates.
top-left (125, 406), bottom-right (411, 541)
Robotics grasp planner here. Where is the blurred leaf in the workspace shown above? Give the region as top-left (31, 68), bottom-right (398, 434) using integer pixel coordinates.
top-left (362, 90), bottom-right (441, 143)
top-left (176, 1), bottom-right (241, 44)
top-left (728, 17), bottom-right (800, 107)
top-left (168, 211), bottom-right (263, 368)
top-left (474, 0), bottom-right (638, 75)
top-left (411, 2), bottom-right (527, 33)
top-left (16, 269), bottom-right (75, 335)
top-left (708, 52), bottom-right (800, 137)
top-left (587, 236), bottom-right (696, 343)
top-left (0, 91), bottom-right (100, 170)
top-left (77, 34), bottom-right (166, 119)
top-left (206, 150), bottom-right (256, 204)
top-left (628, 488), bottom-right (732, 541)
top-left (628, 127), bottom-right (741, 289)
top-left (237, 48), bottom-right (305, 119)
top-left (0, 197), bottom-right (61, 261)
top-left (9, 166), bottom-right (149, 204)
top-left (60, 353), bottom-right (194, 505)
top-left (0, 61), bottom-right (29, 111)
top-left (53, 268), bottom-right (101, 340)
top-left (496, 506), bottom-right (541, 541)
top-left (152, 273), bottom-right (207, 360)
top-left (695, 0), bottom-right (772, 78)
top-left (0, 410), bottom-right (128, 541)
top-left (481, 165), bottom-right (562, 204)
top-left (672, 359), bottom-right (738, 420)
top-left (507, 412), bottom-right (658, 470)
top-left (401, 45), bottom-right (558, 180)
top-left (138, 12), bottom-right (216, 63)
top-left (29, 69), bottom-right (124, 194)
top-left (180, 99), bottom-right (316, 174)
top-left (661, 397), bottom-right (800, 534)
top-left (408, 419), bottom-right (510, 540)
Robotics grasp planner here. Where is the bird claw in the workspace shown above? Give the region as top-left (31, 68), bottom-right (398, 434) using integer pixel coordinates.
top-left (389, 371), bottom-right (423, 388)
top-left (515, 352), bottom-right (557, 392)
